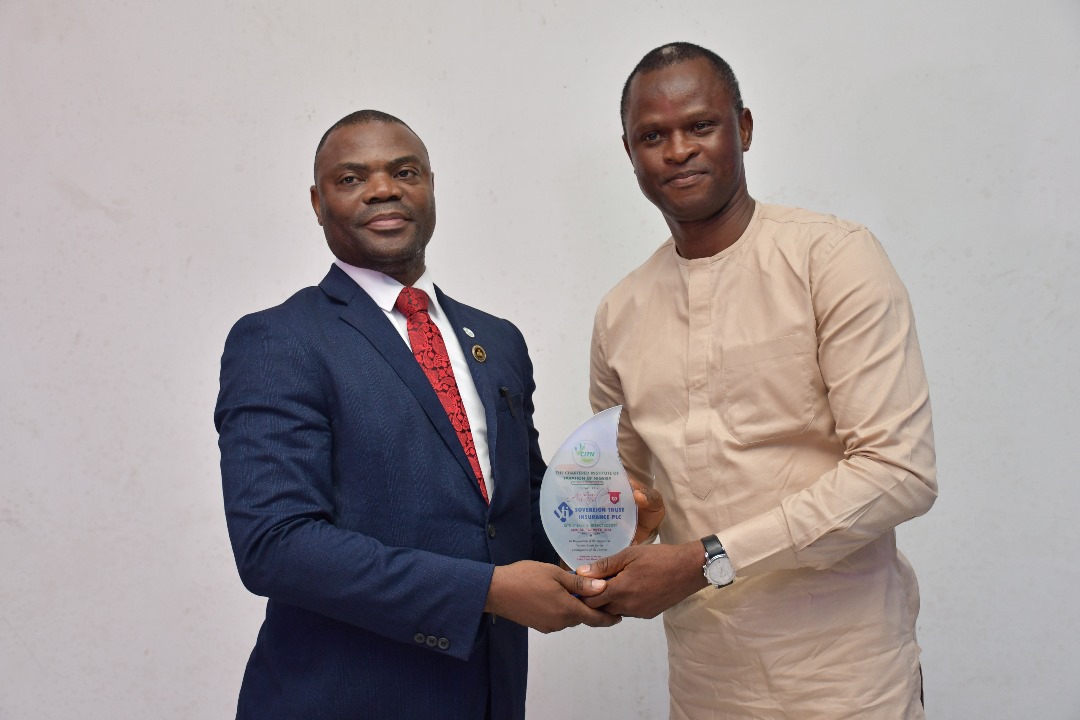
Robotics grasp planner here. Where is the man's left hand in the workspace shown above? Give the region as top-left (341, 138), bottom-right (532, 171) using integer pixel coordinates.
top-left (575, 541), bottom-right (708, 619)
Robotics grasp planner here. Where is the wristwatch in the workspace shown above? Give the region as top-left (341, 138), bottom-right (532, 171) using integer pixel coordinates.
top-left (701, 535), bottom-right (736, 588)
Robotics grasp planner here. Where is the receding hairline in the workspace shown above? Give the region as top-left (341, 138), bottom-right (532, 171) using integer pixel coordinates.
top-left (313, 110), bottom-right (429, 180)
top-left (620, 42), bottom-right (744, 131)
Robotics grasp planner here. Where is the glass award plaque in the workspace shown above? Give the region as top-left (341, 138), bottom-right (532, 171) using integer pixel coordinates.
top-left (540, 406), bottom-right (637, 569)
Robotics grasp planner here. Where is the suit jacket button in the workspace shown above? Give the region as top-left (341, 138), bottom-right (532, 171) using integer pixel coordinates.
top-left (413, 633), bottom-right (426, 644)
top-left (437, 637), bottom-right (450, 650)
top-left (426, 635), bottom-right (438, 647)
top-left (487, 523), bottom-right (496, 538)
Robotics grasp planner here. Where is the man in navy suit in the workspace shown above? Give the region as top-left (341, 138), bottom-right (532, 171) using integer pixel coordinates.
top-left (216, 110), bottom-right (654, 719)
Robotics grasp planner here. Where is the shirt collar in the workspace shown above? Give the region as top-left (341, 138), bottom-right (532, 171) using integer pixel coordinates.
top-left (333, 259), bottom-right (443, 320)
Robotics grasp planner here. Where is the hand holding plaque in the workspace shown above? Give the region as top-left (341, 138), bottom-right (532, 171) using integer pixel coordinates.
top-left (540, 406), bottom-right (637, 570)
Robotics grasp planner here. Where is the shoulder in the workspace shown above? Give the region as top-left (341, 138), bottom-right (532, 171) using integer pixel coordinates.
top-left (226, 264), bottom-right (366, 337)
top-left (226, 285), bottom-right (329, 340)
top-left (754, 205), bottom-right (912, 310)
top-left (216, 285), bottom-right (335, 414)
top-left (231, 264), bottom-right (360, 333)
top-left (750, 203), bottom-right (892, 281)
top-left (755, 203), bottom-right (869, 249)
top-left (594, 239), bottom-right (675, 327)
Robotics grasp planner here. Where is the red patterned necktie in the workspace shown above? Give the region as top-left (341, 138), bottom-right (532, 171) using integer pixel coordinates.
top-left (395, 287), bottom-right (489, 503)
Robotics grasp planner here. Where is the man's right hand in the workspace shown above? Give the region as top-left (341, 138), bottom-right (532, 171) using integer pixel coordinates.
top-left (483, 561), bottom-right (621, 633)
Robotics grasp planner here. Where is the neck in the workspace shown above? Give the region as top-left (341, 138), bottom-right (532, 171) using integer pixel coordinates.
top-left (669, 193), bottom-right (756, 260)
top-left (376, 256), bottom-right (426, 287)
top-left (391, 265), bottom-right (425, 287)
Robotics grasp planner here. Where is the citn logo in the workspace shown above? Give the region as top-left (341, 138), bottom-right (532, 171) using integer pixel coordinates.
top-left (572, 441), bottom-right (600, 468)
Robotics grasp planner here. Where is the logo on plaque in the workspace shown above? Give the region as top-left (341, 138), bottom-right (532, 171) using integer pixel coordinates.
top-left (554, 501), bottom-right (575, 523)
top-left (608, 491), bottom-right (621, 504)
top-left (572, 441), bottom-right (600, 467)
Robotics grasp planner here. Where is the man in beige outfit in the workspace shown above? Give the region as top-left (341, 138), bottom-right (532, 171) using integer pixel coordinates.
top-left (577, 43), bottom-right (938, 719)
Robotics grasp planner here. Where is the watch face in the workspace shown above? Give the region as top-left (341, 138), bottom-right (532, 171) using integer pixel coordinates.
top-left (706, 556), bottom-right (736, 586)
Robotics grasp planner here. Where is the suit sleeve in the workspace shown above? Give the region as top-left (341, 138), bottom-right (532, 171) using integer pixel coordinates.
top-left (720, 228), bottom-right (939, 575)
top-left (215, 312), bottom-right (492, 661)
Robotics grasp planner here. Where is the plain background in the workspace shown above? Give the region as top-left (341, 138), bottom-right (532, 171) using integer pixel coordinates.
top-left (2, 1), bottom-right (1078, 718)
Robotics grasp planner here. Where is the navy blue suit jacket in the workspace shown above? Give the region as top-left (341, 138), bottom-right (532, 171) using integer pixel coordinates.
top-left (215, 265), bottom-right (556, 719)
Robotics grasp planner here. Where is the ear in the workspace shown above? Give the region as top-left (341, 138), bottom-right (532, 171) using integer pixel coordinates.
top-left (310, 185), bottom-right (324, 226)
top-left (622, 134), bottom-right (632, 162)
top-left (430, 171), bottom-right (435, 192)
top-left (739, 108), bottom-right (754, 152)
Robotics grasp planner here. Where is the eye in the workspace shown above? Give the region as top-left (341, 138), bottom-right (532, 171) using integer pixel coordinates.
top-left (641, 131), bottom-right (660, 143)
top-left (340, 175), bottom-right (361, 185)
top-left (395, 168), bottom-right (419, 179)
top-left (692, 121), bottom-right (715, 133)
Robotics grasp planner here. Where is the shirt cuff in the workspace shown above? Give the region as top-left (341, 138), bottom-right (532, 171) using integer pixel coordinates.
top-left (721, 508), bottom-right (800, 576)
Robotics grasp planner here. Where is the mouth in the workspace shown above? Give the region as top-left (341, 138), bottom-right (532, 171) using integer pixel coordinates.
top-left (362, 211), bottom-right (411, 231)
top-left (665, 170), bottom-right (707, 187)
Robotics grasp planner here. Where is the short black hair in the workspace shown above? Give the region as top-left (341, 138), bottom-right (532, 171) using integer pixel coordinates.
top-left (620, 42), bottom-right (743, 131)
top-left (313, 110), bottom-right (422, 180)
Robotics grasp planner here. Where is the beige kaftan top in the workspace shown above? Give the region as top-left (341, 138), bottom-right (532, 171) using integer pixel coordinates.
top-left (590, 203), bottom-right (937, 720)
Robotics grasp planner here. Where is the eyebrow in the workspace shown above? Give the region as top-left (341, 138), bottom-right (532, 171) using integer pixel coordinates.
top-left (331, 155), bottom-right (426, 173)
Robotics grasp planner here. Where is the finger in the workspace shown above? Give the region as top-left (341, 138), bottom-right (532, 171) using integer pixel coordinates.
top-left (576, 552), bottom-right (625, 578)
top-left (629, 478), bottom-right (663, 508)
top-left (582, 592), bottom-right (610, 610)
top-left (637, 492), bottom-right (664, 516)
top-left (631, 526), bottom-right (655, 546)
top-left (559, 572), bottom-right (607, 597)
top-left (579, 606), bottom-right (622, 627)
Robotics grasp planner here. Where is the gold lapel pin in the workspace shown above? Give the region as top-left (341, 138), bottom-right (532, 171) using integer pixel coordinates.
top-left (471, 344), bottom-right (487, 363)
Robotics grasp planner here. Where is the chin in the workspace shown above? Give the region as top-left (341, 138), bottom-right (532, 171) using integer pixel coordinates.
top-left (661, 205), bottom-right (717, 224)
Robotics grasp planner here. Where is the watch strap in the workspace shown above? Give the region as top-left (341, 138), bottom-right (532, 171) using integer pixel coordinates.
top-left (701, 534), bottom-right (726, 561)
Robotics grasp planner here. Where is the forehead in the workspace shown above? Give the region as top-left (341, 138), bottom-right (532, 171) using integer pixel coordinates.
top-left (316, 122), bottom-right (429, 171)
top-left (625, 58), bottom-right (733, 128)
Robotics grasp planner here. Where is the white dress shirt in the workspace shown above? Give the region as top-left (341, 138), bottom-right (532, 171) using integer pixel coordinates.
top-left (334, 260), bottom-right (493, 497)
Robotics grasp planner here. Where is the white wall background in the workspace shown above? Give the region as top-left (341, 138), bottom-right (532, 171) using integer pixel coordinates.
top-left (2, 1), bottom-right (1078, 718)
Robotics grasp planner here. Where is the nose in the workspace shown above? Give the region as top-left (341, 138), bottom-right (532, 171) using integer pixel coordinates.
top-left (664, 131), bottom-right (698, 164)
top-left (362, 172), bottom-right (403, 204)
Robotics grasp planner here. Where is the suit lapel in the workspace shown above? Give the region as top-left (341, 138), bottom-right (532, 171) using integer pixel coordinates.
top-left (320, 267), bottom-right (481, 495)
top-left (437, 287), bottom-right (501, 485)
